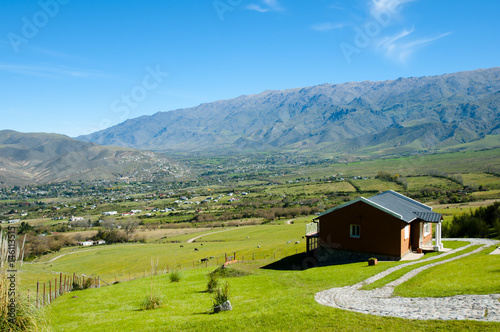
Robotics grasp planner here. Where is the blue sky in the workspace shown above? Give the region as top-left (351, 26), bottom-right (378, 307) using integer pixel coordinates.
top-left (1, 0), bottom-right (499, 137)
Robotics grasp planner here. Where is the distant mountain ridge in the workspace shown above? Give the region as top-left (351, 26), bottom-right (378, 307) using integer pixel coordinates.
top-left (0, 130), bottom-right (187, 186)
top-left (78, 67), bottom-right (500, 155)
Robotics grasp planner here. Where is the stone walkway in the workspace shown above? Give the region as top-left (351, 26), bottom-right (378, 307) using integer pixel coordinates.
top-left (315, 238), bottom-right (500, 321)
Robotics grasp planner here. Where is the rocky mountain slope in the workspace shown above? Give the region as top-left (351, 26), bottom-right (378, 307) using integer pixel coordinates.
top-left (0, 131), bottom-right (188, 186)
top-left (79, 67), bottom-right (500, 155)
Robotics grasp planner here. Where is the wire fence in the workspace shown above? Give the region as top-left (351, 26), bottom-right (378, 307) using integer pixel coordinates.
top-left (31, 246), bottom-right (308, 307)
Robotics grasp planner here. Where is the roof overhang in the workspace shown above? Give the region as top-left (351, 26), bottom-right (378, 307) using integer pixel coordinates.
top-left (317, 196), bottom-right (404, 221)
top-left (413, 211), bottom-right (443, 223)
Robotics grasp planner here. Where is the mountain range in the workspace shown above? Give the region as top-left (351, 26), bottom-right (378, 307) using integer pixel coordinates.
top-left (0, 130), bottom-right (187, 186)
top-left (2, 68), bottom-right (500, 186)
top-left (78, 67), bottom-right (500, 156)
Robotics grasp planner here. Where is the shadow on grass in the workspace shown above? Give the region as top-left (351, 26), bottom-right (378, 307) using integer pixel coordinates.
top-left (261, 252), bottom-right (384, 270)
top-left (260, 252), bottom-right (318, 271)
top-left (193, 309), bottom-right (222, 315)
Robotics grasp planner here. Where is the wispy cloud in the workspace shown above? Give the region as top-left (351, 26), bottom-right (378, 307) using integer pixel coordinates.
top-left (246, 4), bottom-right (269, 13)
top-left (311, 22), bottom-right (345, 32)
top-left (0, 63), bottom-right (107, 78)
top-left (370, 0), bottom-right (416, 17)
top-left (377, 27), bottom-right (415, 56)
top-left (377, 28), bottom-right (452, 62)
top-left (263, 0), bottom-right (283, 11)
top-left (246, 0), bottom-right (284, 13)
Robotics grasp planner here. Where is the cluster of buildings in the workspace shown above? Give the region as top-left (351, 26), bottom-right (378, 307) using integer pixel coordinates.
top-left (78, 239), bottom-right (106, 246)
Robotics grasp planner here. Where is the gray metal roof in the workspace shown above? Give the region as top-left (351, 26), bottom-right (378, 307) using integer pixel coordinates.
top-left (317, 190), bottom-right (442, 223)
top-left (367, 190), bottom-right (442, 223)
top-left (317, 196), bottom-right (403, 219)
top-left (413, 211), bottom-right (443, 222)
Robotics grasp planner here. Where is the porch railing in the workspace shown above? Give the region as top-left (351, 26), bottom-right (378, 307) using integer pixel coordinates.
top-left (306, 222), bottom-right (318, 236)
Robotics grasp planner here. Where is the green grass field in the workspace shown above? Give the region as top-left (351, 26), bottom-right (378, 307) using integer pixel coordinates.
top-left (46, 249), bottom-right (500, 331)
top-left (16, 222), bottom-right (499, 331)
top-left (395, 245), bottom-right (500, 297)
top-left (19, 221), bottom-right (310, 292)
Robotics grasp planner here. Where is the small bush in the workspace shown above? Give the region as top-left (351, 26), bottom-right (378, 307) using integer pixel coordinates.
top-left (168, 270), bottom-right (181, 282)
top-left (213, 281), bottom-right (230, 308)
top-left (141, 294), bottom-right (162, 310)
top-left (72, 281), bottom-right (82, 291)
top-left (206, 272), bottom-right (219, 293)
top-left (83, 278), bottom-right (93, 290)
top-left (211, 266), bottom-right (249, 278)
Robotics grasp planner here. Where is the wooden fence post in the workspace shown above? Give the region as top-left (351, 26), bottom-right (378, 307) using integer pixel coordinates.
top-left (43, 283), bottom-right (45, 307)
top-left (60, 273), bottom-right (62, 295)
top-left (49, 281), bottom-right (51, 304)
top-left (36, 281), bottom-right (39, 308)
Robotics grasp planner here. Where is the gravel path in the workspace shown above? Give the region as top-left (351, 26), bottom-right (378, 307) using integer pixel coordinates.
top-left (186, 226), bottom-right (253, 243)
top-left (29, 248), bottom-right (103, 264)
top-left (315, 238), bottom-right (500, 321)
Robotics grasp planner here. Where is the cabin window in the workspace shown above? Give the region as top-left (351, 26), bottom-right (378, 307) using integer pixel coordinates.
top-left (404, 224), bottom-right (409, 239)
top-left (350, 224), bottom-right (360, 238)
top-left (424, 223), bottom-right (431, 236)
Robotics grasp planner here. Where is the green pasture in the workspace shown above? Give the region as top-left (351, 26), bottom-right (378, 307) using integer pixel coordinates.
top-left (405, 176), bottom-right (462, 191)
top-left (313, 148), bottom-right (500, 178)
top-left (46, 242), bottom-right (500, 331)
top-left (459, 173), bottom-right (500, 188)
top-left (472, 190), bottom-right (500, 199)
top-left (264, 181), bottom-right (355, 196)
top-left (350, 178), bottom-right (403, 192)
top-left (19, 222), bottom-right (310, 291)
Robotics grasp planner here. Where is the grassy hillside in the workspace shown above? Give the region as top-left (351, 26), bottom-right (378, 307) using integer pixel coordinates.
top-left (11, 220), bottom-right (498, 331)
top-left (44, 240), bottom-right (499, 331)
top-left (19, 221), bottom-right (310, 291)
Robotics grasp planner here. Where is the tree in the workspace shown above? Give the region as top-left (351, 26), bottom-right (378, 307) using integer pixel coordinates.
top-left (17, 222), bottom-right (33, 235)
top-left (101, 218), bottom-right (117, 230)
top-left (121, 217), bottom-right (140, 240)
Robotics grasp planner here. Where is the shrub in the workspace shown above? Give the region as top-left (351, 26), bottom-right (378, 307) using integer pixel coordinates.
top-left (206, 272), bottom-right (219, 293)
top-left (213, 281), bottom-right (230, 308)
top-left (83, 278), bottom-right (93, 290)
top-left (93, 229), bottom-right (127, 244)
top-left (168, 270), bottom-right (181, 282)
top-left (211, 266), bottom-right (249, 278)
top-left (141, 294), bottom-right (162, 310)
top-left (443, 202), bottom-right (500, 239)
top-left (72, 281), bottom-right (82, 291)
